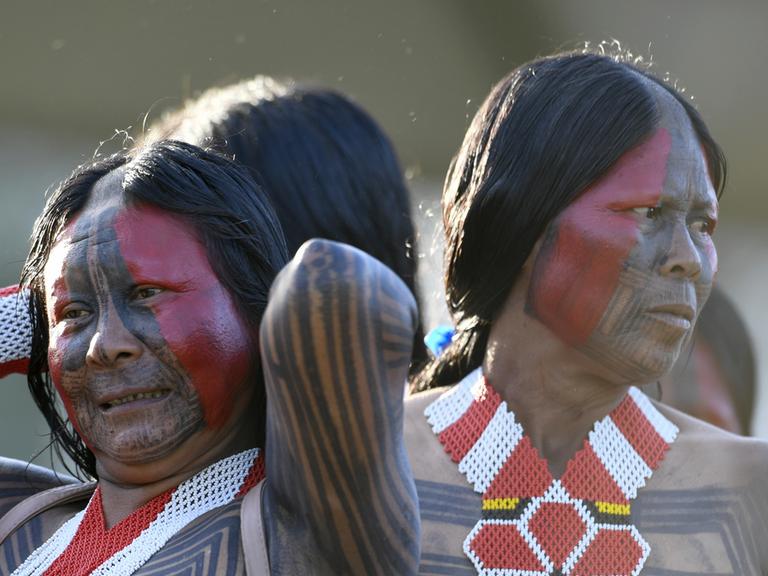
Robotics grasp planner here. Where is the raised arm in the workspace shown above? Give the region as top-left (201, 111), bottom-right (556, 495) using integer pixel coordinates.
top-left (259, 239), bottom-right (420, 575)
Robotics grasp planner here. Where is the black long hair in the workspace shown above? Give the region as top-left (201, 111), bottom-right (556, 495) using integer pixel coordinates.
top-left (146, 78), bottom-right (428, 373)
top-left (21, 140), bottom-right (288, 478)
top-left (412, 51), bottom-right (726, 392)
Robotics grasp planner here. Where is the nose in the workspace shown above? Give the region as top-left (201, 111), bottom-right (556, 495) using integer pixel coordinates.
top-left (659, 221), bottom-right (702, 280)
top-left (86, 298), bottom-right (142, 368)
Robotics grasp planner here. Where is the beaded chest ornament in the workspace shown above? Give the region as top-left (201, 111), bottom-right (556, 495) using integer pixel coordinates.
top-left (425, 368), bottom-right (678, 576)
top-left (12, 448), bottom-right (265, 576)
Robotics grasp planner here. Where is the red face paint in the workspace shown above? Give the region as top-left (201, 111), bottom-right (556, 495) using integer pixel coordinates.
top-left (113, 206), bottom-right (252, 429)
top-left (44, 196), bottom-right (255, 465)
top-left (528, 129), bottom-right (671, 346)
top-left (46, 223), bottom-right (91, 443)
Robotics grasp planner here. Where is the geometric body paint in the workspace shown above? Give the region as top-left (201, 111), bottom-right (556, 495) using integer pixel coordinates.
top-left (11, 449), bottom-right (264, 576)
top-left (425, 368), bottom-right (678, 575)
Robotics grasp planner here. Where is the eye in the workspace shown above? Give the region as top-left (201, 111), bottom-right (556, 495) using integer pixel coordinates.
top-left (631, 206), bottom-right (662, 220)
top-left (690, 217), bottom-right (716, 236)
top-left (62, 308), bottom-right (89, 320)
top-left (58, 304), bottom-right (91, 324)
top-left (132, 286), bottom-right (164, 301)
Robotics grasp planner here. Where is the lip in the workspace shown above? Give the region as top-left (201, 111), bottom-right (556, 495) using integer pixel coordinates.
top-left (96, 388), bottom-right (172, 413)
top-left (646, 303), bottom-right (695, 329)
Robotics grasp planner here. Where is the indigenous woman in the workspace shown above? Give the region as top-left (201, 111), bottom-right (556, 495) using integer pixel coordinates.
top-left (0, 140), bottom-right (420, 574)
top-left (406, 51), bottom-right (768, 575)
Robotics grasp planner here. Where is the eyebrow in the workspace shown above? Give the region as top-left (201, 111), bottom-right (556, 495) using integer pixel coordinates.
top-left (657, 191), bottom-right (718, 214)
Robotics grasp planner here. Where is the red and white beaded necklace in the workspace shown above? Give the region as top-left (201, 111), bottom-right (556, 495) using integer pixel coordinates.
top-left (12, 448), bottom-right (264, 576)
top-left (425, 368), bottom-right (677, 576)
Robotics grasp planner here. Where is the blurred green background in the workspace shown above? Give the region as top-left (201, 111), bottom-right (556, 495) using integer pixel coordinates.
top-left (2, 0), bottom-right (767, 468)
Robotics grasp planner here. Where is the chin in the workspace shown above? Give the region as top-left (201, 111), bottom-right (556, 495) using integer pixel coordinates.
top-left (89, 421), bottom-right (203, 468)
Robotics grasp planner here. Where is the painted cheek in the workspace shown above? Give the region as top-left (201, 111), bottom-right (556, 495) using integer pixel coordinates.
top-left (45, 257), bottom-right (89, 441)
top-left (114, 207), bottom-right (252, 429)
top-left (153, 289), bottom-right (251, 428)
top-left (47, 339), bottom-right (89, 441)
top-left (528, 129), bottom-right (672, 345)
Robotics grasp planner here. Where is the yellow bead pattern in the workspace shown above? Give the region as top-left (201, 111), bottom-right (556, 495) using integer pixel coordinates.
top-left (481, 498), bottom-right (520, 511)
top-left (595, 501), bottom-right (631, 515)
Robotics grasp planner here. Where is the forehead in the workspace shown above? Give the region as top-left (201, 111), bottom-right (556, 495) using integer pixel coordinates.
top-left (44, 171), bottom-right (210, 288)
top-left (650, 86), bottom-right (718, 207)
top-left (568, 86), bottom-right (717, 213)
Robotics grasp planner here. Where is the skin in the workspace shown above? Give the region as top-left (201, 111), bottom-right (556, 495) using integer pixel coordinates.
top-left (0, 458), bottom-right (77, 518)
top-left (42, 170), bottom-right (257, 527)
top-left (260, 239), bottom-right (420, 574)
top-left (0, 173), bottom-right (420, 574)
top-left (405, 85), bottom-right (768, 574)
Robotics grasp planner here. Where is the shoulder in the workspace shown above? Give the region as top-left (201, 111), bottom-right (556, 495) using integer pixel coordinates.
top-left (405, 387), bottom-right (467, 484)
top-left (405, 387), bottom-right (448, 445)
top-left (0, 457), bottom-right (77, 517)
top-left (640, 402), bottom-right (768, 572)
top-left (653, 400), bottom-right (768, 487)
top-left (0, 483), bottom-right (87, 574)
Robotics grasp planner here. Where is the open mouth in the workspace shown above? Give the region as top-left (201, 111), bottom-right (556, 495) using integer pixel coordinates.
top-left (100, 389), bottom-right (171, 411)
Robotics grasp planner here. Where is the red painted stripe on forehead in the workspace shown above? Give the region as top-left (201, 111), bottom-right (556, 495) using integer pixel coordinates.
top-left (529, 128), bottom-right (671, 345)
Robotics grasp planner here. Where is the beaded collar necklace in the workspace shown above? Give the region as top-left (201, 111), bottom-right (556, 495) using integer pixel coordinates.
top-left (425, 368), bottom-right (678, 576)
top-left (12, 448), bottom-right (264, 576)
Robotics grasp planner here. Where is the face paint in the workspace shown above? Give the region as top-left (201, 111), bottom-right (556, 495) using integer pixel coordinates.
top-left (526, 96), bottom-right (719, 382)
top-left (44, 193), bottom-right (253, 463)
top-left (113, 206), bottom-right (251, 428)
top-left (528, 128), bottom-right (671, 345)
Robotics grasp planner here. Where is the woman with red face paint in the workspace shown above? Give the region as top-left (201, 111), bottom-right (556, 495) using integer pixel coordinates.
top-left (406, 50), bottom-right (768, 575)
top-left (0, 140), bottom-right (420, 575)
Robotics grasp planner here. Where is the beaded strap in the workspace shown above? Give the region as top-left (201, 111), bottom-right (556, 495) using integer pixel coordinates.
top-left (12, 448), bottom-right (264, 576)
top-left (425, 369), bottom-right (677, 576)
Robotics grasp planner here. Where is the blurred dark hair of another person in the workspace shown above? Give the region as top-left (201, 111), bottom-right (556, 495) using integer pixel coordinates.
top-left (660, 285), bottom-right (755, 435)
top-left (144, 77), bottom-right (427, 374)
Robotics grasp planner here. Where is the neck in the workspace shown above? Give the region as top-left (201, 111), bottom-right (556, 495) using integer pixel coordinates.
top-left (483, 300), bottom-right (629, 477)
top-left (96, 423), bottom-right (258, 529)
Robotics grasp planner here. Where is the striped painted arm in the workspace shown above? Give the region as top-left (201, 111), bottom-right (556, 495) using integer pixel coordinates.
top-left (260, 239), bottom-right (421, 575)
top-left (0, 286), bottom-right (32, 378)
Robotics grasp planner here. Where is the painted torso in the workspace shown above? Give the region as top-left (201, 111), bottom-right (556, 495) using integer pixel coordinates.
top-left (405, 385), bottom-right (768, 575)
top-left (0, 497), bottom-right (252, 575)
